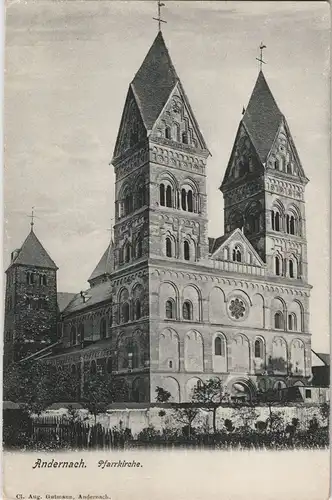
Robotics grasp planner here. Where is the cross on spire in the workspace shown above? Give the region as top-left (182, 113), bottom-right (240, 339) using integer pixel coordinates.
top-left (28, 206), bottom-right (35, 231)
top-left (153, 1), bottom-right (167, 32)
top-left (256, 42), bottom-right (267, 71)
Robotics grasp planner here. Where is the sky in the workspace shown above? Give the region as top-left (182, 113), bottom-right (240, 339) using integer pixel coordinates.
top-left (3, 1), bottom-right (330, 351)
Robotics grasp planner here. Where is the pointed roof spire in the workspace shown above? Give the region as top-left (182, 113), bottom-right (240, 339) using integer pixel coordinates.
top-left (8, 230), bottom-right (58, 270)
top-left (131, 31), bottom-right (179, 130)
top-left (242, 71), bottom-right (283, 163)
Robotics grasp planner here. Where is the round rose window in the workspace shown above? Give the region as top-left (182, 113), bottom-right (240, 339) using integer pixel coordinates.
top-left (228, 297), bottom-right (246, 320)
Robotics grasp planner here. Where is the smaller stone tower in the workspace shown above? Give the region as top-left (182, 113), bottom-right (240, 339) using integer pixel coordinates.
top-left (4, 226), bottom-right (58, 364)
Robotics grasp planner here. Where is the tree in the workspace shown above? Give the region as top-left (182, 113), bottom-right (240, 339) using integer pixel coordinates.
top-left (82, 374), bottom-right (127, 424)
top-left (3, 361), bottom-right (79, 415)
top-left (172, 405), bottom-right (199, 439)
top-left (191, 378), bottom-right (230, 433)
top-left (155, 386), bottom-right (171, 403)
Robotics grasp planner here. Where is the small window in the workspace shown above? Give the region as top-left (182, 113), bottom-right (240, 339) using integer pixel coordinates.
top-left (166, 299), bottom-right (175, 319)
top-left (254, 338), bottom-right (263, 358)
top-left (305, 389), bottom-right (311, 399)
top-left (182, 301), bottom-right (192, 320)
top-left (135, 237), bottom-right (143, 258)
top-left (275, 212), bottom-right (280, 231)
top-left (275, 256), bottom-right (281, 276)
top-left (160, 184), bottom-right (165, 206)
top-left (182, 132), bottom-right (188, 144)
top-left (135, 299), bottom-right (141, 320)
top-left (184, 241), bottom-right (190, 261)
top-left (290, 216), bottom-right (295, 235)
top-left (214, 336), bottom-right (225, 356)
top-left (232, 246), bottom-right (242, 262)
top-left (274, 312), bottom-right (283, 330)
top-left (169, 360), bottom-right (173, 369)
top-left (187, 190), bottom-right (193, 212)
top-left (125, 243), bottom-right (130, 263)
top-left (165, 126), bottom-right (171, 139)
top-left (166, 238), bottom-right (172, 258)
top-left (71, 364), bottom-right (76, 375)
top-left (289, 259), bottom-right (294, 278)
top-left (181, 188), bottom-right (187, 211)
top-left (121, 303), bottom-right (130, 323)
top-left (166, 185), bottom-right (172, 208)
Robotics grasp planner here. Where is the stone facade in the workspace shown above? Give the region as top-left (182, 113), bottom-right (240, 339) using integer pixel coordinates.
top-left (4, 32), bottom-right (312, 403)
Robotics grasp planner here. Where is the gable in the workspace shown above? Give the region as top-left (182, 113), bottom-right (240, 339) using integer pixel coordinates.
top-left (113, 87), bottom-right (147, 160)
top-left (210, 228), bottom-right (264, 267)
top-left (150, 82), bottom-right (209, 152)
top-left (221, 123), bottom-right (264, 189)
top-left (266, 119), bottom-right (307, 179)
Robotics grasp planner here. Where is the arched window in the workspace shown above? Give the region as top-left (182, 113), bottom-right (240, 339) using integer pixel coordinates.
top-left (286, 163), bottom-right (292, 174)
top-left (39, 274), bottom-right (47, 286)
top-left (135, 183), bottom-right (146, 210)
top-left (274, 312), bottom-right (284, 330)
top-left (232, 246), bottom-right (242, 262)
top-left (160, 184), bottom-right (165, 206)
top-left (121, 302), bottom-right (130, 323)
top-left (254, 338), bottom-right (263, 358)
top-left (165, 126), bottom-right (171, 139)
top-left (166, 237), bottom-right (172, 257)
top-left (182, 132), bottom-right (188, 144)
top-left (78, 324), bottom-right (84, 343)
top-left (187, 190), bottom-right (193, 212)
top-left (182, 300), bottom-right (192, 320)
top-left (125, 243), bottom-right (130, 263)
top-left (289, 259), bottom-right (294, 278)
top-left (134, 299), bottom-right (141, 320)
top-left (290, 215), bottom-right (295, 235)
top-left (166, 299), bottom-right (175, 319)
top-left (119, 247), bottom-right (124, 265)
top-left (288, 313), bottom-right (297, 331)
top-left (26, 272), bottom-right (35, 285)
top-left (135, 236), bottom-right (143, 259)
top-left (181, 188), bottom-right (187, 211)
top-left (71, 326), bottom-right (77, 345)
top-left (124, 192), bottom-right (133, 216)
top-left (71, 364), bottom-right (76, 375)
top-left (275, 212), bottom-right (280, 231)
top-left (275, 256), bottom-right (281, 276)
top-left (166, 185), bottom-right (172, 207)
top-left (107, 357), bottom-right (112, 374)
top-left (184, 241), bottom-right (190, 261)
top-left (214, 336), bottom-right (225, 356)
top-left (100, 318), bottom-right (107, 339)
top-left (90, 360), bottom-right (97, 376)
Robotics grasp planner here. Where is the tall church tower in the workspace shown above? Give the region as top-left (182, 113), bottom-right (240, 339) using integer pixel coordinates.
top-left (4, 226), bottom-right (58, 364)
top-left (111, 31), bottom-right (210, 268)
top-left (110, 32), bottom-right (210, 402)
top-left (221, 71), bottom-right (309, 285)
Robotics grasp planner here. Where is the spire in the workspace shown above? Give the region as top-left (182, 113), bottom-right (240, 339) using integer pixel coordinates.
top-left (131, 31), bottom-right (178, 131)
top-left (242, 71), bottom-right (283, 163)
top-left (8, 230), bottom-right (58, 270)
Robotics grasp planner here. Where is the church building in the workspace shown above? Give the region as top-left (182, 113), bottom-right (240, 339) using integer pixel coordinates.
top-left (4, 31), bottom-right (312, 403)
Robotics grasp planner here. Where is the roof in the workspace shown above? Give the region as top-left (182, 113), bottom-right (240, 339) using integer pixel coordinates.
top-left (7, 229), bottom-right (58, 271)
top-left (208, 234), bottom-right (229, 254)
top-left (131, 31), bottom-right (179, 131)
top-left (242, 70), bottom-right (283, 163)
top-left (62, 280), bottom-right (112, 316)
top-left (57, 292), bottom-right (77, 313)
top-left (88, 243), bottom-right (113, 283)
top-left (312, 351), bottom-right (330, 367)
